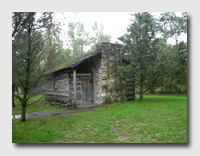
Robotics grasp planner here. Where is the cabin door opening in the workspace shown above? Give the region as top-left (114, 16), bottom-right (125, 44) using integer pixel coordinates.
top-left (82, 78), bottom-right (93, 105)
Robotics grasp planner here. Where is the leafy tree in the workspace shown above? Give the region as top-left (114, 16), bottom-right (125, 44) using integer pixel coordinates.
top-left (12, 12), bottom-right (36, 107)
top-left (118, 12), bottom-right (163, 100)
top-left (176, 41), bottom-right (187, 93)
top-left (67, 22), bottom-right (89, 56)
top-left (76, 22), bottom-right (90, 53)
top-left (89, 22), bottom-right (111, 51)
top-left (159, 12), bottom-right (187, 45)
top-left (41, 13), bottom-right (64, 72)
top-left (66, 21), bottom-right (111, 56)
top-left (12, 12), bottom-right (35, 38)
top-left (12, 12), bottom-right (53, 122)
top-left (158, 12), bottom-right (187, 94)
top-left (160, 42), bottom-right (187, 94)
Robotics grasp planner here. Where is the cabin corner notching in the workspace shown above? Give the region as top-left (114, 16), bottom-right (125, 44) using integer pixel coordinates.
top-left (44, 42), bottom-right (135, 107)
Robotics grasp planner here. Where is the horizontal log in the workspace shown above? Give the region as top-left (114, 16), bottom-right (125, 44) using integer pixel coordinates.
top-left (70, 99), bottom-right (82, 102)
top-left (80, 77), bottom-right (92, 79)
top-left (70, 81), bottom-right (81, 85)
top-left (70, 91), bottom-right (82, 95)
top-left (70, 73), bottom-right (91, 77)
top-left (45, 90), bottom-right (69, 93)
top-left (45, 94), bottom-right (68, 97)
top-left (71, 86), bottom-right (82, 89)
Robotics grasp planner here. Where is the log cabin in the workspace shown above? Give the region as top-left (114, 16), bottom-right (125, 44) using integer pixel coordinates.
top-left (44, 42), bottom-right (135, 107)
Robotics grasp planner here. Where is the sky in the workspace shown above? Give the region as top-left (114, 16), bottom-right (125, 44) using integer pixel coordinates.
top-left (75, 12), bottom-right (133, 43)
top-left (53, 12), bottom-right (187, 48)
top-left (53, 12), bottom-right (133, 44)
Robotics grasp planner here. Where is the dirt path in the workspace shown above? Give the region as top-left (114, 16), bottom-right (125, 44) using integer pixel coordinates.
top-left (12, 109), bottom-right (94, 119)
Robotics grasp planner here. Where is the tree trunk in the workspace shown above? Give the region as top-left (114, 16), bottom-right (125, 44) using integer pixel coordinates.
top-left (140, 74), bottom-right (144, 100)
top-left (140, 81), bottom-right (143, 101)
top-left (20, 20), bottom-right (30, 122)
top-left (73, 69), bottom-right (77, 108)
top-left (12, 85), bottom-right (15, 107)
top-left (21, 104), bottom-right (27, 122)
top-left (140, 64), bottom-right (144, 101)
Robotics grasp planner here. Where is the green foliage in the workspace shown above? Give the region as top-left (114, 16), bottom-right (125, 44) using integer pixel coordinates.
top-left (89, 22), bottom-right (112, 51)
top-left (118, 12), bottom-right (187, 96)
top-left (41, 13), bottom-right (65, 73)
top-left (157, 41), bottom-right (187, 94)
top-left (12, 12), bottom-right (59, 121)
top-left (12, 21), bottom-right (45, 97)
top-left (46, 21), bottom-right (112, 74)
top-left (66, 21), bottom-right (111, 54)
top-left (118, 12), bottom-right (162, 99)
top-left (12, 95), bottom-right (187, 143)
top-left (159, 12), bottom-right (187, 44)
top-left (12, 12), bottom-right (36, 38)
top-left (67, 22), bottom-right (90, 56)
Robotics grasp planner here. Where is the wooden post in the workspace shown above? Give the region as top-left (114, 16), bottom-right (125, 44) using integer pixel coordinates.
top-left (91, 67), bottom-right (94, 104)
top-left (73, 69), bottom-right (77, 108)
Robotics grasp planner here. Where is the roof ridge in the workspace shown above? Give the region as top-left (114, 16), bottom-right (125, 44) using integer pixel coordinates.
top-left (64, 49), bottom-right (98, 68)
top-left (69, 49), bottom-right (97, 64)
top-left (46, 42), bottom-right (122, 75)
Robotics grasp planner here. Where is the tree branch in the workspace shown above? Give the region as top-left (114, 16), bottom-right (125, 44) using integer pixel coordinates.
top-left (143, 70), bottom-right (160, 93)
top-left (26, 94), bottom-right (44, 106)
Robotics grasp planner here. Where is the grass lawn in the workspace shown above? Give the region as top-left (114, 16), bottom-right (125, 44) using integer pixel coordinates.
top-left (12, 94), bottom-right (187, 143)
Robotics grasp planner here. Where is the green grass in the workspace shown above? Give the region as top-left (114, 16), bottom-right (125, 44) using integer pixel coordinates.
top-left (12, 94), bottom-right (65, 115)
top-left (12, 94), bottom-right (187, 143)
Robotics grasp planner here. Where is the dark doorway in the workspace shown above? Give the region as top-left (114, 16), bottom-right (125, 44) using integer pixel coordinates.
top-left (82, 78), bottom-right (93, 105)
